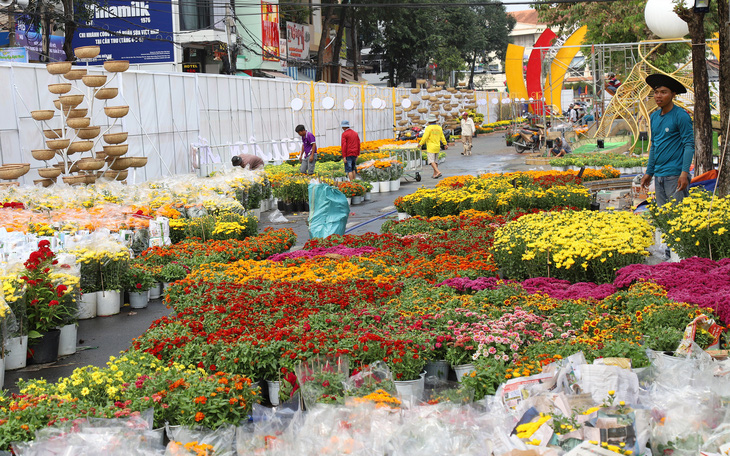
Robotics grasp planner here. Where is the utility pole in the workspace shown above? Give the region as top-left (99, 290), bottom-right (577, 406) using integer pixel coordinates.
top-left (225, 2), bottom-right (234, 74)
top-left (8, 3), bottom-right (16, 46)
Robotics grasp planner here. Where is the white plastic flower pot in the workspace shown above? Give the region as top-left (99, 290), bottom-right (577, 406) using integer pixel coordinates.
top-left (97, 290), bottom-right (121, 316)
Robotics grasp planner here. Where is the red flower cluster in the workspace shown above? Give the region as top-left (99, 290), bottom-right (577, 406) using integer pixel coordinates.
top-left (2, 201), bottom-right (25, 209)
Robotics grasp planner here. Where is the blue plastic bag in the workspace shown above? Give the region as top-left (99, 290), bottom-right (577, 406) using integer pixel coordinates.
top-left (308, 182), bottom-right (349, 239)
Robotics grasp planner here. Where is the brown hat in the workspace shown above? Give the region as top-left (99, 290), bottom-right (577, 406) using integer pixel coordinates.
top-left (646, 74), bottom-right (686, 94)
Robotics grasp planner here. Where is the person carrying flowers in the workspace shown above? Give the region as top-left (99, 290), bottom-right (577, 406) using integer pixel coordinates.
top-left (419, 114), bottom-right (448, 179)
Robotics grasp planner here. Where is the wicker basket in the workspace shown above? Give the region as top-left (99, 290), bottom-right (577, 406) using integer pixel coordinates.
top-left (108, 157), bottom-right (132, 170)
top-left (74, 45), bottom-right (100, 59)
top-left (103, 132), bottom-right (128, 144)
top-left (76, 126), bottom-right (100, 139)
top-left (426, 88), bottom-right (437, 93)
top-left (68, 141), bottom-right (94, 153)
top-left (416, 79), bottom-right (427, 85)
top-left (82, 74), bottom-right (107, 88)
top-left (0, 164), bottom-right (30, 180)
top-left (77, 158), bottom-right (105, 171)
top-left (59, 94), bottom-right (84, 107)
top-left (66, 117), bottom-right (91, 129)
top-left (103, 169), bottom-right (128, 181)
top-left (128, 157), bottom-right (148, 168)
top-left (62, 175), bottom-right (86, 185)
top-left (31, 110), bottom-right (55, 121)
top-left (103, 144), bottom-right (128, 156)
top-left (38, 167), bottom-right (62, 179)
top-left (94, 88), bottom-right (118, 100)
top-left (436, 82), bottom-right (446, 86)
top-left (47, 61), bottom-right (72, 75)
top-left (410, 88), bottom-right (420, 94)
top-left (31, 149), bottom-right (56, 161)
top-left (46, 138), bottom-right (71, 150)
top-left (48, 83), bottom-right (72, 94)
top-left (0, 182), bottom-right (20, 188)
top-left (104, 106), bottom-right (129, 118)
top-left (43, 128), bottom-right (64, 139)
top-left (103, 60), bottom-right (130, 73)
top-left (34, 178), bottom-right (55, 188)
top-left (64, 69), bottom-right (87, 81)
top-left (68, 162), bottom-right (80, 173)
top-left (417, 108), bottom-right (428, 113)
top-left (67, 108), bottom-right (88, 119)
top-left (83, 174), bottom-right (97, 184)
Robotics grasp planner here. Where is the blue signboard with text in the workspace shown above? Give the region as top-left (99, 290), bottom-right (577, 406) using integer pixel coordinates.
top-left (73, 0), bottom-right (174, 64)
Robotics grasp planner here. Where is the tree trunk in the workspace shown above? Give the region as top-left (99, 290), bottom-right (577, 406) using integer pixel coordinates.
top-left (316, 2), bottom-right (334, 81)
top-left (716, 0), bottom-right (730, 197)
top-left (388, 66), bottom-right (395, 87)
top-left (676, 8), bottom-right (713, 175)
top-left (62, 0), bottom-right (76, 61)
top-left (468, 55), bottom-right (476, 89)
top-left (330, 6), bottom-right (347, 83)
top-left (41, 8), bottom-right (52, 62)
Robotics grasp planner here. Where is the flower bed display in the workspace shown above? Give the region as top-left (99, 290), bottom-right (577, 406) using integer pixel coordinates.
top-left (647, 188), bottom-right (730, 260)
top-left (396, 172), bottom-right (593, 216)
top-left (493, 210), bottom-right (653, 283)
top-left (549, 152), bottom-right (647, 169)
top-left (316, 140), bottom-right (415, 162)
top-left (4, 171), bottom-right (730, 454)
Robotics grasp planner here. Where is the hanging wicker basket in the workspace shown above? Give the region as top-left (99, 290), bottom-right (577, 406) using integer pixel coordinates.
top-left (31, 110), bottom-right (55, 121)
top-left (34, 178), bottom-right (55, 188)
top-left (47, 62), bottom-right (72, 75)
top-left (59, 94), bottom-right (84, 108)
top-left (68, 141), bottom-right (94, 154)
top-left (82, 74), bottom-right (107, 88)
top-left (410, 88), bottom-right (420, 94)
top-left (104, 106), bottom-right (129, 118)
top-left (76, 157), bottom-right (106, 171)
top-left (103, 169), bottom-right (128, 181)
top-left (109, 158), bottom-right (132, 170)
top-left (103, 132), bottom-right (128, 144)
top-left (48, 83), bottom-right (72, 95)
top-left (94, 88), bottom-right (118, 100)
top-left (38, 167), bottom-right (62, 179)
top-left (46, 138), bottom-right (71, 150)
top-left (74, 45), bottom-right (100, 59)
top-left (31, 149), bottom-right (56, 161)
top-left (417, 108), bottom-right (428, 113)
top-left (64, 69), bottom-right (87, 81)
top-left (129, 157), bottom-right (148, 168)
top-left (76, 126), bottom-right (101, 139)
top-left (103, 60), bottom-right (130, 72)
top-left (66, 117), bottom-right (91, 129)
top-left (62, 175), bottom-right (86, 185)
top-left (103, 144), bottom-right (128, 156)
top-left (43, 129), bottom-right (64, 139)
top-left (67, 108), bottom-right (88, 119)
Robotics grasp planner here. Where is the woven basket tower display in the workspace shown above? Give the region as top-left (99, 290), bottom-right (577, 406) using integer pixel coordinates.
top-left (27, 45), bottom-right (145, 186)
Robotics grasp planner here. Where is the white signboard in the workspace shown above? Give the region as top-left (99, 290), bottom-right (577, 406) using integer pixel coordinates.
top-left (286, 22), bottom-right (309, 60)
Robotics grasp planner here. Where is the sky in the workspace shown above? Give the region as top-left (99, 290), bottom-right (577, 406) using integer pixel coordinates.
top-left (504, 2), bottom-right (533, 12)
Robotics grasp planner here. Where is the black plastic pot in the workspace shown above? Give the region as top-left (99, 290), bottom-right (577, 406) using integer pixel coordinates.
top-left (283, 202), bottom-right (294, 213)
top-left (277, 200), bottom-right (285, 211)
top-left (28, 329), bottom-right (61, 364)
top-left (303, 202), bottom-right (310, 212)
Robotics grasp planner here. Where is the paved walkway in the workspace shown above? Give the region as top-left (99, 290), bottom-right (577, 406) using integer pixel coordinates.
top-left (3, 132), bottom-right (532, 391)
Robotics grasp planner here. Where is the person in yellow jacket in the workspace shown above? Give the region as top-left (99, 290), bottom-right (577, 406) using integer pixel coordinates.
top-left (419, 114), bottom-right (448, 178)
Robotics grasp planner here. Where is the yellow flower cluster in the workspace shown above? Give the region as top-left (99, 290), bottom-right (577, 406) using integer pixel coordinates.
top-left (212, 221), bottom-right (248, 237)
top-left (350, 389), bottom-right (402, 408)
top-left (68, 247), bottom-right (131, 265)
top-left (190, 257), bottom-right (398, 285)
top-left (1, 275), bottom-right (25, 304)
top-left (494, 210), bottom-right (653, 283)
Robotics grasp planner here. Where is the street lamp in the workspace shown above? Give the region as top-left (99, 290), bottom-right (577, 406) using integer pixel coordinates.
top-left (694, 0), bottom-right (710, 13)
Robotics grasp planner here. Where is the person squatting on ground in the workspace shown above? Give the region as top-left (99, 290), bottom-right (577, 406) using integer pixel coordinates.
top-left (550, 137), bottom-right (571, 157)
top-left (296, 125), bottom-right (317, 175)
top-left (640, 73), bottom-right (694, 209)
top-left (231, 153), bottom-right (265, 170)
top-left (460, 112), bottom-right (476, 156)
top-left (419, 114), bottom-right (448, 179)
top-left (340, 120), bottom-right (361, 181)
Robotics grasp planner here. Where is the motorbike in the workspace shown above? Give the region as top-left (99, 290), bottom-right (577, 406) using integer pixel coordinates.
top-left (511, 122), bottom-right (545, 154)
top-left (398, 126), bottom-right (423, 141)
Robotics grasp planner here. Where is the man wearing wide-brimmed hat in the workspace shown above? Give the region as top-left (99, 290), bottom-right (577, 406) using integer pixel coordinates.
top-left (419, 114), bottom-right (448, 179)
top-left (460, 112), bottom-right (476, 156)
top-left (640, 73), bottom-right (694, 209)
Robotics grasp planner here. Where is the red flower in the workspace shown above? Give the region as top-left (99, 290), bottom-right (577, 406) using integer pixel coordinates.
top-left (49, 300), bottom-right (59, 306)
top-left (136, 283), bottom-right (142, 289)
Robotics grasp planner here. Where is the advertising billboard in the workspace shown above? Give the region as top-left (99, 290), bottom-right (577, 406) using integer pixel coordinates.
top-left (261, 1), bottom-right (280, 62)
top-left (73, 0), bottom-right (174, 64)
top-left (15, 16), bottom-right (65, 62)
top-left (286, 22), bottom-right (309, 60)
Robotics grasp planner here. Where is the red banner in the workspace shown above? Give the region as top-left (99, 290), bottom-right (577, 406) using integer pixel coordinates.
top-left (261, 2), bottom-right (280, 62)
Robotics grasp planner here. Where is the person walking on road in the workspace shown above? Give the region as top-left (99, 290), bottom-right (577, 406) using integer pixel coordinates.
top-left (340, 120), bottom-right (361, 181)
top-left (640, 73), bottom-right (694, 209)
top-left (296, 124), bottom-right (317, 175)
top-left (419, 114), bottom-right (448, 179)
top-left (460, 112), bottom-right (476, 156)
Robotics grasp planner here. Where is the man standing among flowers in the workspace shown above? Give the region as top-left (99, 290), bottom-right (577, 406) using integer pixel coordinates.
top-left (460, 112), bottom-right (476, 156)
top-left (340, 120), bottom-right (361, 181)
top-left (640, 73), bottom-right (694, 208)
top-left (419, 114), bottom-right (448, 179)
top-left (296, 124), bottom-right (317, 175)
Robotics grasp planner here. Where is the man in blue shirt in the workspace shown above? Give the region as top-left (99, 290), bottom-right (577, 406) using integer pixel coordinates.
top-left (296, 124), bottom-right (317, 174)
top-left (640, 74), bottom-right (694, 208)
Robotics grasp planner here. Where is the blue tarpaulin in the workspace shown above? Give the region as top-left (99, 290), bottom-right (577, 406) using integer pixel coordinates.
top-left (308, 183), bottom-right (349, 239)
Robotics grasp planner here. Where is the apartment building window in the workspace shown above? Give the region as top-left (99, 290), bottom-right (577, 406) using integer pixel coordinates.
top-left (180, 0), bottom-right (213, 30)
